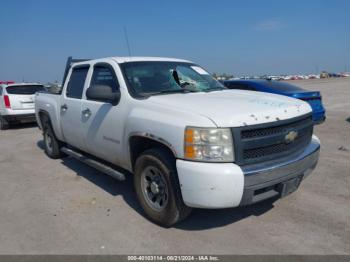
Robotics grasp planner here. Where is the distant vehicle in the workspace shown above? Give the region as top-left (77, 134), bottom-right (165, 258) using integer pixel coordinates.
top-left (267, 75), bottom-right (281, 81)
top-left (0, 83), bottom-right (45, 129)
top-left (44, 83), bottom-right (62, 94)
top-left (0, 81), bottom-right (15, 85)
top-left (223, 79), bottom-right (326, 124)
top-left (281, 75), bottom-right (292, 80)
top-left (320, 71), bottom-right (330, 78)
top-left (307, 75), bottom-right (320, 79)
top-left (329, 73), bottom-right (341, 78)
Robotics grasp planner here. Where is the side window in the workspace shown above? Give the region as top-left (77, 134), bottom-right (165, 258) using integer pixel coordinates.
top-left (0, 87), bottom-right (3, 96)
top-left (66, 66), bottom-right (89, 99)
top-left (90, 65), bottom-right (119, 92)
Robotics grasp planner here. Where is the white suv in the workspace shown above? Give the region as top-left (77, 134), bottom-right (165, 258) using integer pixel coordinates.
top-left (0, 83), bottom-right (45, 129)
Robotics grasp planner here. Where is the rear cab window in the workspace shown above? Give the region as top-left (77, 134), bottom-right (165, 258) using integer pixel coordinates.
top-left (66, 66), bottom-right (89, 99)
top-left (6, 85), bottom-right (45, 95)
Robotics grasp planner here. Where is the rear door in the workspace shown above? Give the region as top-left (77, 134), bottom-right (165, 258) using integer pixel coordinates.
top-left (5, 85), bottom-right (44, 110)
top-left (81, 63), bottom-right (124, 165)
top-left (60, 65), bottom-right (90, 151)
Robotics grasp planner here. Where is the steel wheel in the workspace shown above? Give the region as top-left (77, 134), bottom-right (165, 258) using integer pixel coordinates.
top-left (141, 166), bottom-right (169, 211)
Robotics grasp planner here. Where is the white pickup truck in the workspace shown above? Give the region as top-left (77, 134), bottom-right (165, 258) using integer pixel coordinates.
top-left (35, 56), bottom-right (320, 227)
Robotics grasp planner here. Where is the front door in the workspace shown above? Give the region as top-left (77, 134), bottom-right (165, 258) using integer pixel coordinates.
top-left (81, 63), bottom-right (124, 165)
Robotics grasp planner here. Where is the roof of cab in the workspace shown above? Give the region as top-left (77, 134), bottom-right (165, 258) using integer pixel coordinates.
top-left (112, 56), bottom-right (192, 63)
top-left (73, 56), bottom-right (193, 65)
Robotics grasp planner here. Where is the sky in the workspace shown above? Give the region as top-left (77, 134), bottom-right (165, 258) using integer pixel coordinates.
top-left (0, 0), bottom-right (349, 82)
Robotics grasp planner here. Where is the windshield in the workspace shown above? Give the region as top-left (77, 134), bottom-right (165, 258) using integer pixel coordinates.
top-left (120, 62), bottom-right (225, 96)
top-left (6, 85), bottom-right (45, 95)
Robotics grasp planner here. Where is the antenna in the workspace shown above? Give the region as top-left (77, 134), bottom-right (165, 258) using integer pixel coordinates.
top-left (123, 27), bottom-right (132, 58)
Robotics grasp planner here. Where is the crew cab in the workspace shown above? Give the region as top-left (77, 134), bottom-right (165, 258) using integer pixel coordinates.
top-left (35, 57), bottom-right (320, 227)
top-left (223, 79), bottom-right (326, 124)
top-left (0, 82), bottom-right (45, 129)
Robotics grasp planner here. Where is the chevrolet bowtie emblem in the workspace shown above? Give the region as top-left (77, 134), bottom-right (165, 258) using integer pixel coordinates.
top-left (285, 130), bottom-right (298, 143)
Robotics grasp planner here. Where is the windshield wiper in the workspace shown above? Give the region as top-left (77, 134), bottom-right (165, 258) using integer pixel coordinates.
top-left (139, 88), bottom-right (197, 97)
top-left (203, 87), bottom-right (226, 92)
top-left (159, 89), bottom-right (195, 94)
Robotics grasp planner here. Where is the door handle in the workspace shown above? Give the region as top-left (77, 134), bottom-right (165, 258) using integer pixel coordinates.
top-left (61, 104), bottom-right (68, 111)
top-left (82, 108), bottom-right (92, 117)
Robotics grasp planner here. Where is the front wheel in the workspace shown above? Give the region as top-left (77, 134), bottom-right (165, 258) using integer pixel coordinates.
top-left (134, 148), bottom-right (192, 227)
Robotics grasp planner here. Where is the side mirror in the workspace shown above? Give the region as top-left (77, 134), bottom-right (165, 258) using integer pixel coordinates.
top-left (86, 85), bottom-right (120, 105)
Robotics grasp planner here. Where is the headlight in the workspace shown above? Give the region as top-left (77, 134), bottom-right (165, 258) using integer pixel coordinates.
top-left (184, 127), bottom-right (234, 162)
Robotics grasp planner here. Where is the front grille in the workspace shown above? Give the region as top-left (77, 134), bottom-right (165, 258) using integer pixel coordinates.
top-left (232, 113), bottom-right (313, 165)
top-left (241, 117), bottom-right (311, 139)
top-left (243, 132), bottom-right (309, 159)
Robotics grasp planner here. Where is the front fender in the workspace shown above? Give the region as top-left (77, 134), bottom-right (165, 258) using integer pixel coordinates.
top-left (123, 105), bottom-right (216, 167)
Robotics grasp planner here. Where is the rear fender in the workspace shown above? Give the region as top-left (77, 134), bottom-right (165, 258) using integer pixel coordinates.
top-left (38, 109), bottom-right (64, 142)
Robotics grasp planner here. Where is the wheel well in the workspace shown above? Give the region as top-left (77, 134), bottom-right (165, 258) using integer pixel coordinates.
top-left (129, 136), bottom-right (177, 171)
top-left (39, 111), bottom-right (50, 129)
top-left (39, 111), bottom-right (65, 147)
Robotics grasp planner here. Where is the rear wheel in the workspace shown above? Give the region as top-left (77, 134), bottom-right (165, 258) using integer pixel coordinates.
top-left (0, 116), bottom-right (9, 130)
top-left (134, 148), bottom-right (192, 227)
top-left (42, 121), bottom-right (65, 159)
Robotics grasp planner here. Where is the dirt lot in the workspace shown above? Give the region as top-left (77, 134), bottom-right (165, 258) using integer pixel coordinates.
top-left (0, 78), bottom-right (349, 255)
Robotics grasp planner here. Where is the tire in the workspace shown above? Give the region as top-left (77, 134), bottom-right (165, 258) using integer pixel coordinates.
top-left (134, 148), bottom-right (192, 227)
top-left (43, 121), bottom-right (65, 159)
top-left (0, 116), bottom-right (9, 130)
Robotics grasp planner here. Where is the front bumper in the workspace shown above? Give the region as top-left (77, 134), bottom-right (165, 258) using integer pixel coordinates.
top-left (239, 136), bottom-right (319, 205)
top-left (313, 115), bottom-right (326, 125)
top-left (176, 136), bottom-right (320, 209)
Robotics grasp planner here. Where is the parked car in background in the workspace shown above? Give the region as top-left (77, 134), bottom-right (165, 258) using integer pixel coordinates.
top-left (320, 71), bottom-right (330, 78)
top-left (0, 81), bottom-right (15, 85)
top-left (223, 79), bottom-right (326, 124)
top-left (44, 83), bottom-right (62, 94)
top-left (307, 74), bottom-right (320, 79)
top-left (329, 73), bottom-right (341, 78)
top-left (35, 56), bottom-right (320, 227)
top-left (0, 82), bottom-right (45, 129)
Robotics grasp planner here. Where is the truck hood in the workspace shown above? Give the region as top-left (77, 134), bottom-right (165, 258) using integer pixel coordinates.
top-left (147, 90), bottom-right (312, 127)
